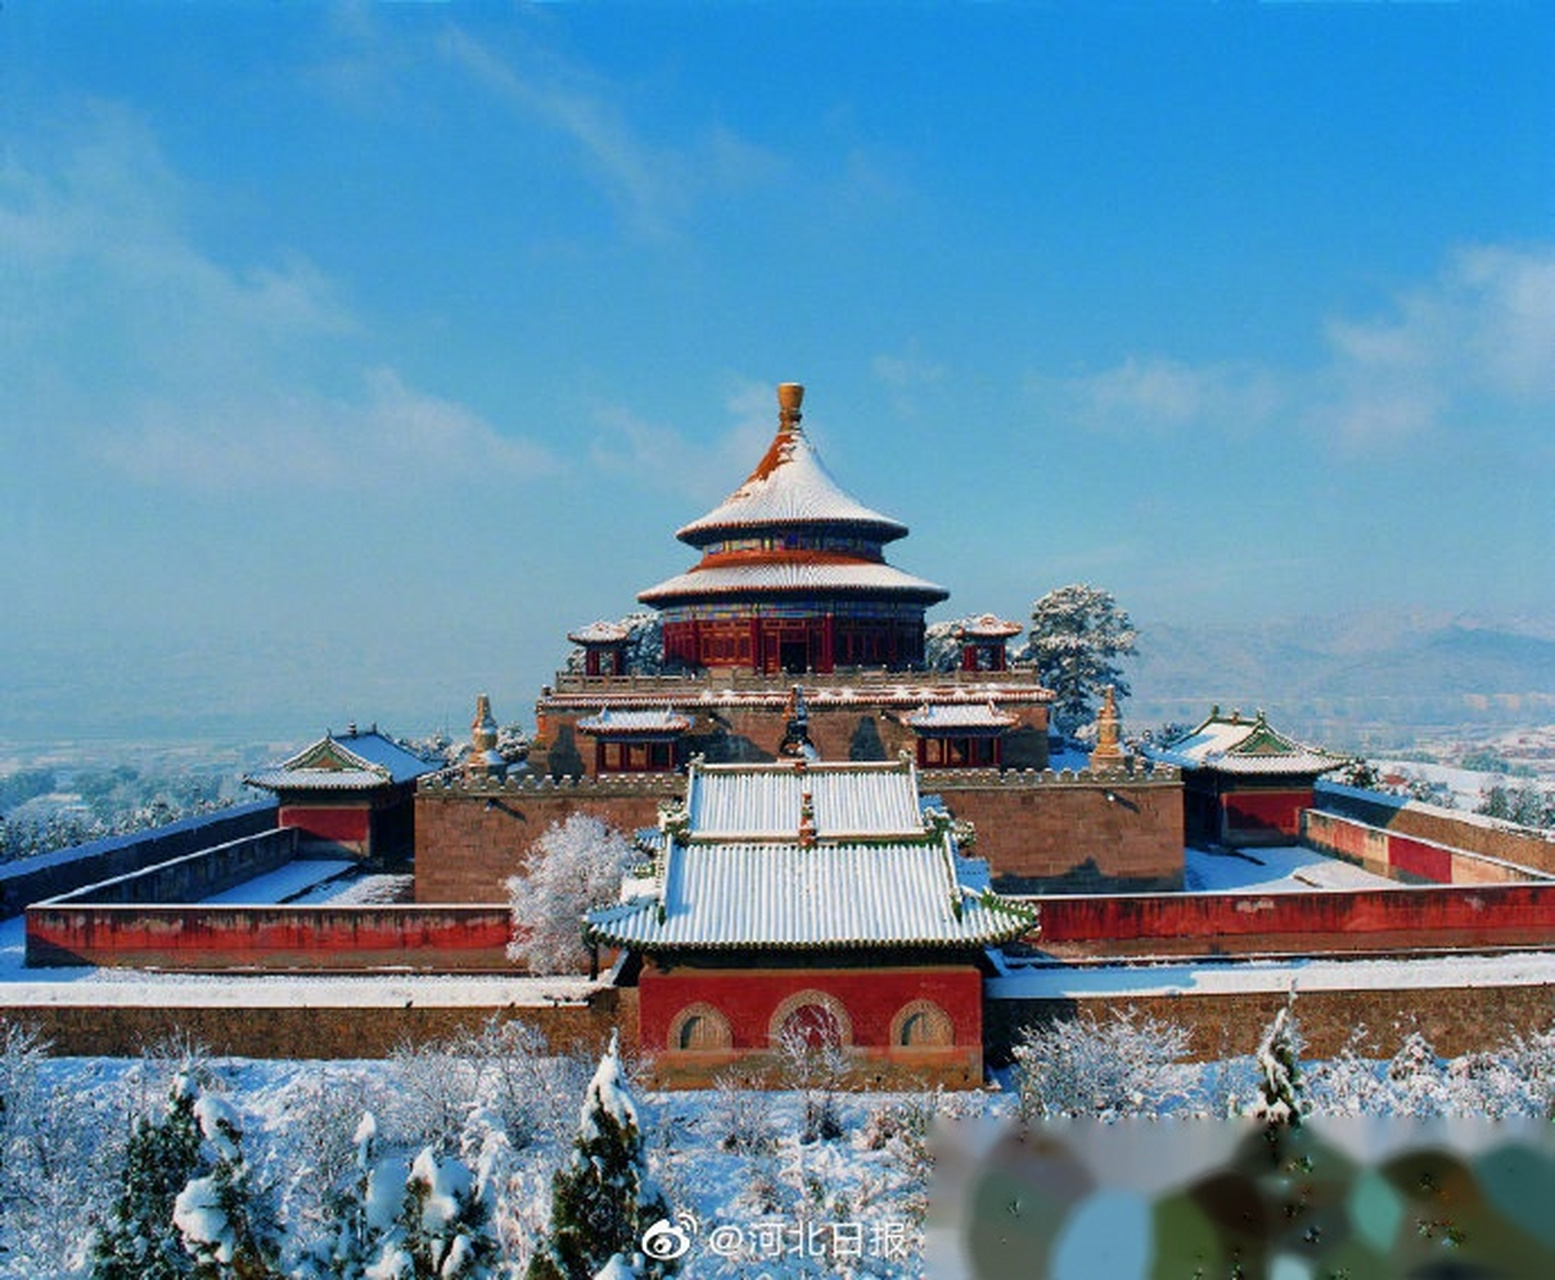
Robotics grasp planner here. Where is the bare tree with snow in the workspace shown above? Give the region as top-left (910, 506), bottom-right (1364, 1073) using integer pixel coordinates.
top-left (506, 815), bottom-right (636, 975)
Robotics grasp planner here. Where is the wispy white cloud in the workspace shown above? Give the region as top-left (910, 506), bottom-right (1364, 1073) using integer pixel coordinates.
top-left (0, 108), bottom-right (555, 493)
top-left (871, 349), bottom-right (948, 417)
top-left (1034, 243), bottom-right (1555, 453)
top-left (434, 25), bottom-right (783, 239)
top-left (1029, 355), bottom-right (1284, 438)
top-left (588, 380), bottom-right (774, 505)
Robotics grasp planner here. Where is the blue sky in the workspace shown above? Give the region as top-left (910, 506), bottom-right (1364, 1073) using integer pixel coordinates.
top-left (2, 3), bottom-right (1552, 740)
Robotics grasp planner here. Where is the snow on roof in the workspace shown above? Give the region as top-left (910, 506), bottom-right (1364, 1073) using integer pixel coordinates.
top-left (576, 708), bottom-right (692, 736)
top-left (685, 759), bottom-right (925, 839)
top-left (1145, 710), bottom-right (1345, 777)
top-left (586, 837), bottom-right (1032, 951)
top-left (637, 559), bottom-right (949, 605)
top-left (956, 613), bottom-right (1023, 639)
top-left (905, 702), bottom-right (1018, 733)
top-left (567, 620), bottom-right (631, 645)
top-left (675, 422), bottom-right (910, 545)
top-left (245, 730), bottom-right (438, 792)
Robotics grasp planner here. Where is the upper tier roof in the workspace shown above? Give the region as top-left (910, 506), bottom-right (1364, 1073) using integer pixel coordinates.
top-left (675, 384), bottom-right (910, 546)
top-left (684, 758), bottom-right (925, 840)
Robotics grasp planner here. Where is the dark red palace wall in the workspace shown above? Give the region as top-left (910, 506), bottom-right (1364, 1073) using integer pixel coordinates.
top-left (639, 963), bottom-right (985, 1088)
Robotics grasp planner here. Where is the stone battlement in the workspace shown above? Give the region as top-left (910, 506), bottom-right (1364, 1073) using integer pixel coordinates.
top-left (419, 771), bottom-right (684, 799)
top-left (922, 762), bottom-right (1179, 789)
top-left (547, 665), bottom-right (1052, 698)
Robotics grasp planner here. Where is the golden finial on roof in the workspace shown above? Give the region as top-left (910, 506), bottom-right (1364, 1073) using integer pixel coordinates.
top-left (465, 693), bottom-right (506, 779)
top-left (777, 382), bottom-right (804, 433)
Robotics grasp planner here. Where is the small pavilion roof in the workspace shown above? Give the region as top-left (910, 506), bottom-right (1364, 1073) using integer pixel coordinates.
top-left (576, 708), bottom-right (692, 737)
top-left (956, 613), bottom-right (1023, 640)
top-left (245, 729), bottom-right (437, 792)
top-left (568, 620), bottom-right (631, 646)
top-left (638, 559), bottom-right (948, 606)
top-left (905, 702), bottom-right (1019, 734)
top-left (1146, 708), bottom-right (1346, 777)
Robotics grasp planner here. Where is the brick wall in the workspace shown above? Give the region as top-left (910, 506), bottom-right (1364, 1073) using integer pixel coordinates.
top-left (1316, 781), bottom-right (1555, 875)
top-left (0, 801), bottom-right (279, 918)
top-left (1302, 809), bottom-right (1548, 886)
top-left (929, 768), bottom-right (1184, 891)
top-left (416, 766), bottom-right (1185, 901)
top-left (415, 776), bottom-right (680, 902)
top-left (987, 982), bottom-right (1555, 1064)
top-left (0, 987), bottom-right (638, 1059)
top-left (46, 828), bottom-right (300, 908)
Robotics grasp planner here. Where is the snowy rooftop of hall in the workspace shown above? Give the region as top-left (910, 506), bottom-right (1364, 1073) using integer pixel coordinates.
top-left (587, 836), bottom-right (1031, 951)
top-left (637, 559), bottom-right (948, 604)
top-left (683, 758), bottom-right (925, 839)
top-left (1146, 708), bottom-right (1346, 777)
top-left (576, 708), bottom-right (692, 735)
top-left (674, 384), bottom-right (909, 544)
top-left (905, 702), bottom-right (1019, 732)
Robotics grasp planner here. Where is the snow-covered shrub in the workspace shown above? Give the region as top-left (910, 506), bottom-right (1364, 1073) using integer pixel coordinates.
top-left (1385, 1031), bottom-right (1449, 1117)
top-left (506, 815), bottom-right (636, 975)
top-left (1013, 1007), bottom-right (1193, 1121)
top-left (275, 1069), bottom-right (379, 1260)
top-left (707, 1072), bottom-right (778, 1154)
top-left (365, 1145), bottom-right (499, 1279)
top-left (457, 1016), bottom-right (574, 1152)
top-left (776, 1021), bottom-right (851, 1143)
top-left (1504, 1024), bottom-right (1555, 1118)
top-left (382, 1039), bottom-right (480, 1153)
top-left (528, 1032), bottom-right (674, 1280)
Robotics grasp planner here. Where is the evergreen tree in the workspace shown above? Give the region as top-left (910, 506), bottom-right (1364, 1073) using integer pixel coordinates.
top-left (1248, 991), bottom-right (1306, 1139)
top-left (172, 1093), bottom-right (281, 1278)
top-left (1017, 584), bottom-right (1138, 738)
top-left (365, 1143), bottom-right (499, 1279)
top-left (528, 1032), bottom-right (674, 1280)
top-left (91, 1073), bottom-right (205, 1280)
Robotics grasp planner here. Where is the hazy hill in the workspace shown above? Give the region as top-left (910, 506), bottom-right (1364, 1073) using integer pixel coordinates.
top-left (1126, 611), bottom-right (1555, 750)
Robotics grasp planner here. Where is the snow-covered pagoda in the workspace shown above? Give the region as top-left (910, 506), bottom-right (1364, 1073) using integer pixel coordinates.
top-left (586, 756), bottom-right (1033, 1087)
top-left (638, 383), bottom-right (949, 674)
top-left (1147, 707), bottom-right (1347, 847)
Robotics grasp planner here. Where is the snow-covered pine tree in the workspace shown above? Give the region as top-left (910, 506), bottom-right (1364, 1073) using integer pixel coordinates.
top-left (91, 1072), bottom-right (205, 1280)
top-left (365, 1144), bottom-right (500, 1279)
top-left (172, 1092), bottom-right (281, 1278)
top-left (1248, 991), bottom-right (1306, 1139)
top-left (1017, 584), bottom-right (1137, 739)
top-left (528, 1032), bottom-right (674, 1280)
top-left (505, 815), bottom-right (635, 975)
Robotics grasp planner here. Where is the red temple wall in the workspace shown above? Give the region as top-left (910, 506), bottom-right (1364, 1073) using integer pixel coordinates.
top-left (639, 963), bottom-right (984, 1087)
top-left (1220, 787), bottom-right (1313, 842)
top-left (1031, 881), bottom-right (1555, 955)
top-left (278, 804), bottom-right (371, 846)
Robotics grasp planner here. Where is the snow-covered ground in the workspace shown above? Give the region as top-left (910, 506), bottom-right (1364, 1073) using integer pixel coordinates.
top-left (1183, 843), bottom-right (1395, 892)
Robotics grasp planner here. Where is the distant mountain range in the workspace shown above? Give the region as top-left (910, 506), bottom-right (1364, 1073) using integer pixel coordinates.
top-left (1125, 611), bottom-right (1555, 750)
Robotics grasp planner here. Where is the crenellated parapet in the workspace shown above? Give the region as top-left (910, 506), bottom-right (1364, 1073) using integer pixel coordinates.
top-left (418, 771), bottom-right (685, 799)
top-left (921, 761), bottom-right (1179, 790)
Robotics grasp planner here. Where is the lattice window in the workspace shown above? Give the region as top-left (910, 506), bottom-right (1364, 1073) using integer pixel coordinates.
top-left (768, 989), bottom-right (853, 1049)
top-left (892, 999), bottom-right (954, 1048)
top-left (668, 1003), bottom-right (733, 1051)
